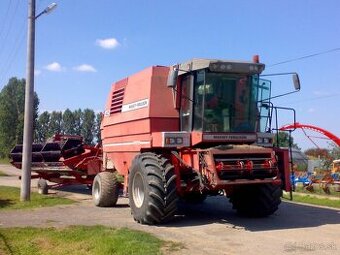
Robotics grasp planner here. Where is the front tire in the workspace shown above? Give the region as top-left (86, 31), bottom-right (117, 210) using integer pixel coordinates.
top-left (229, 184), bottom-right (282, 217)
top-left (128, 153), bottom-right (178, 225)
top-left (92, 172), bottom-right (119, 207)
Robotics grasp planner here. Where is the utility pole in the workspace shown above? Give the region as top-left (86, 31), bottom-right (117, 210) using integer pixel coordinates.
top-left (21, 0), bottom-right (36, 201)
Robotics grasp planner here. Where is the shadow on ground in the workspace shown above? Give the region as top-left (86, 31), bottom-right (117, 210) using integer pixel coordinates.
top-left (50, 184), bottom-right (92, 195)
top-left (43, 184), bottom-right (340, 232)
top-left (0, 199), bottom-right (14, 209)
top-left (49, 184), bottom-right (129, 208)
top-left (165, 196), bottom-right (340, 232)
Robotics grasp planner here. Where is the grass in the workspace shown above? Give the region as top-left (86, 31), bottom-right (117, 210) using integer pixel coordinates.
top-left (294, 184), bottom-right (340, 198)
top-left (0, 158), bottom-right (10, 175)
top-left (0, 171), bottom-right (8, 177)
top-left (0, 226), bottom-right (179, 255)
top-left (283, 192), bottom-right (340, 209)
top-left (0, 157), bottom-right (10, 165)
top-left (0, 186), bottom-right (75, 211)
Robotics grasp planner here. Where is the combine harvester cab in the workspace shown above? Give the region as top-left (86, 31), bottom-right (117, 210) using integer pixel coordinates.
top-left (97, 56), bottom-right (301, 224)
top-left (10, 134), bottom-right (102, 194)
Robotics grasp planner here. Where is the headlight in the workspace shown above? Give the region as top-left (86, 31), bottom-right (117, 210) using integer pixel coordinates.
top-left (164, 136), bottom-right (184, 146)
top-left (257, 137), bottom-right (264, 144)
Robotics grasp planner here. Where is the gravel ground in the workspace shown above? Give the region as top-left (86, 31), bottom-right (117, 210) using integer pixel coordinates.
top-left (1, 164), bottom-right (339, 255)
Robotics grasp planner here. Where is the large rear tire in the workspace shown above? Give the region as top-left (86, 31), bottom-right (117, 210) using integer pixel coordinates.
top-left (229, 184), bottom-right (282, 217)
top-left (128, 153), bottom-right (178, 225)
top-left (92, 172), bottom-right (119, 207)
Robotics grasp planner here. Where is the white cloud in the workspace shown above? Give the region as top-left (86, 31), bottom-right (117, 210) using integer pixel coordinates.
top-left (308, 108), bottom-right (315, 113)
top-left (44, 62), bottom-right (63, 72)
top-left (34, 69), bottom-right (41, 76)
top-left (73, 64), bottom-right (97, 72)
top-left (96, 38), bottom-right (120, 49)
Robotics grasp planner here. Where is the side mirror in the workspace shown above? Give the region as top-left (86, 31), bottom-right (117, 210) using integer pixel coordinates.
top-left (292, 73), bottom-right (301, 91)
top-left (167, 66), bottom-right (178, 88)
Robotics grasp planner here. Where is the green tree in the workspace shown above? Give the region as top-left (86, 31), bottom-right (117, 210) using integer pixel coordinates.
top-left (73, 109), bottom-right (83, 135)
top-left (273, 131), bottom-right (300, 149)
top-left (0, 78), bottom-right (39, 158)
top-left (304, 148), bottom-right (329, 159)
top-left (35, 111), bottom-right (50, 142)
top-left (322, 144), bottom-right (340, 169)
top-left (329, 145), bottom-right (340, 160)
top-left (81, 109), bottom-right (96, 144)
top-left (48, 111), bottom-right (62, 136)
top-left (35, 109), bottom-right (103, 145)
top-left (62, 108), bottom-right (76, 135)
top-left (95, 112), bottom-right (102, 144)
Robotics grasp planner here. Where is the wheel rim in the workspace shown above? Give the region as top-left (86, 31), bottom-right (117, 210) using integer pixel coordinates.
top-left (132, 172), bottom-right (145, 208)
top-left (93, 178), bottom-right (101, 200)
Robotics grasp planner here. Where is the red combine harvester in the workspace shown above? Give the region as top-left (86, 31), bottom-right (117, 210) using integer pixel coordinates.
top-left (11, 57), bottom-right (301, 224)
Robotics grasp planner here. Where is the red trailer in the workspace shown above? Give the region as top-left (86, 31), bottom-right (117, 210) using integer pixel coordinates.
top-left (10, 134), bottom-right (103, 194)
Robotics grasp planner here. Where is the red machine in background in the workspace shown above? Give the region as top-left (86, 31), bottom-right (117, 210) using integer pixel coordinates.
top-left (281, 122), bottom-right (340, 147)
top-left (10, 134), bottom-right (102, 194)
top-left (11, 56), bottom-right (301, 225)
top-left (280, 122), bottom-right (340, 193)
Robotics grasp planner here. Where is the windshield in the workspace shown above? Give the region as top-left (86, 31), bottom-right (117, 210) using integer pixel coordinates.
top-left (180, 70), bottom-right (270, 133)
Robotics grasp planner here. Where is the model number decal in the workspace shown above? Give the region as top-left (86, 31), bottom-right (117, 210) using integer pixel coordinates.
top-left (121, 99), bottom-right (149, 112)
top-left (104, 110), bottom-right (110, 116)
top-left (203, 134), bottom-right (256, 141)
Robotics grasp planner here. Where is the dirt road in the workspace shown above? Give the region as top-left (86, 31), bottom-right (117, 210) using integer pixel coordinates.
top-left (0, 164), bottom-right (339, 255)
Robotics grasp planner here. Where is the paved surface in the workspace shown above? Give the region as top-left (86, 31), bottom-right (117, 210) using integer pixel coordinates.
top-left (0, 164), bottom-right (339, 255)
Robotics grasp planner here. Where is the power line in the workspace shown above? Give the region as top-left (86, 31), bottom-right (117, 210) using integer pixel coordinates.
top-left (276, 92), bottom-right (340, 106)
top-left (0, 30), bottom-right (26, 87)
top-left (0, 0), bottom-right (13, 42)
top-left (268, 47), bottom-right (340, 67)
top-left (0, 0), bottom-right (26, 87)
top-left (0, 0), bottom-right (20, 57)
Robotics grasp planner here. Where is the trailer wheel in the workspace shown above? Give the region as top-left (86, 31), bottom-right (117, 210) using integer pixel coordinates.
top-left (129, 153), bottom-right (178, 225)
top-left (229, 184), bottom-right (282, 217)
top-left (92, 172), bottom-right (119, 207)
top-left (37, 179), bottom-right (48, 195)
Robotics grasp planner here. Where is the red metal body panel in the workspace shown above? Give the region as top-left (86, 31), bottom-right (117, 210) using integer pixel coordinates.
top-left (63, 145), bottom-right (101, 171)
top-left (102, 66), bottom-right (180, 175)
top-left (274, 148), bottom-right (292, 192)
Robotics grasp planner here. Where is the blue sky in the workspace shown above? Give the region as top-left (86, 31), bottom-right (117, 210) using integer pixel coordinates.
top-left (0, 0), bottom-right (339, 150)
